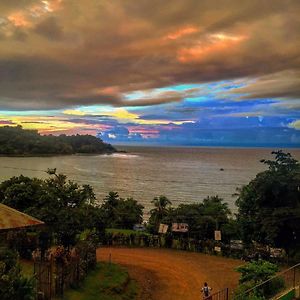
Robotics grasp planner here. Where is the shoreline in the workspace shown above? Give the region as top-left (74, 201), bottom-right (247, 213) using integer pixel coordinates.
top-left (0, 150), bottom-right (124, 158)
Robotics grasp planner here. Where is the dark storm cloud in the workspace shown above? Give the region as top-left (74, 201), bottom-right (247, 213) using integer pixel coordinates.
top-left (0, 0), bottom-right (37, 14)
top-left (34, 17), bottom-right (64, 41)
top-left (230, 71), bottom-right (300, 100)
top-left (0, 0), bottom-right (299, 110)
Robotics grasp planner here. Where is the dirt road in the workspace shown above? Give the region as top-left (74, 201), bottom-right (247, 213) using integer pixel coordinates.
top-left (97, 247), bottom-right (242, 300)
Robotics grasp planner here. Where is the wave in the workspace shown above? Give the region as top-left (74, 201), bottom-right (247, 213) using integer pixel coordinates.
top-left (101, 153), bottom-right (140, 159)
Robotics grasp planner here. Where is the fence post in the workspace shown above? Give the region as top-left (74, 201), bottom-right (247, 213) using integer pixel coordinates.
top-left (226, 287), bottom-right (229, 300)
top-left (294, 266), bottom-right (296, 288)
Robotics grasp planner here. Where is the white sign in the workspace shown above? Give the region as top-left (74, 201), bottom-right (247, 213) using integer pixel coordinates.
top-left (214, 230), bottom-right (221, 241)
top-left (230, 240), bottom-right (244, 250)
top-left (172, 223), bottom-right (189, 232)
top-left (269, 247), bottom-right (285, 258)
top-left (158, 223), bottom-right (169, 234)
top-left (214, 246), bottom-right (221, 252)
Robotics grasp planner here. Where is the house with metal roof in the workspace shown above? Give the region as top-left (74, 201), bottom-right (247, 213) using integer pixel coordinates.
top-left (0, 203), bottom-right (44, 231)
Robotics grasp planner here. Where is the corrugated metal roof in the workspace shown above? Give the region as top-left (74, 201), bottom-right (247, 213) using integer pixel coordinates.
top-left (0, 203), bottom-right (44, 231)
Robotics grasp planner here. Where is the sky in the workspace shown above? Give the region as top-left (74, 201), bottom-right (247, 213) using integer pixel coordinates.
top-left (0, 0), bottom-right (300, 147)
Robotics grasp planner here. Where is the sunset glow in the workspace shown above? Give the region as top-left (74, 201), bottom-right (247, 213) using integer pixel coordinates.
top-left (0, 0), bottom-right (299, 146)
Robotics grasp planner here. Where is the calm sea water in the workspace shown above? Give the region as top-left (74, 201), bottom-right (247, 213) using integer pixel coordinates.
top-left (0, 146), bottom-right (299, 215)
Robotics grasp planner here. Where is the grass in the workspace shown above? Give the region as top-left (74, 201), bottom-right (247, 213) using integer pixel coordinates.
top-left (59, 262), bottom-right (138, 300)
top-left (20, 259), bottom-right (34, 278)
top-left (106, 228), bottom-right (150, 236)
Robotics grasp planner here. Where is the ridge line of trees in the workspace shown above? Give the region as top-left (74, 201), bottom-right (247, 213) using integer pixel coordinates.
top-left (0, 126), bottom-right (116, 155)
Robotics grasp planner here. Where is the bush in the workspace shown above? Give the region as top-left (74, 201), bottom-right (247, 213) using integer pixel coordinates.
top-left (234, 281), bottom-right (265, 300)
top-left (263, 276), bottom-right (285, 298)
top-left (0, 248), bottom-right (35, 300)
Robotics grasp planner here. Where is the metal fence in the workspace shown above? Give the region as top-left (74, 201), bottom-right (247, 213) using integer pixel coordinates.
top-left (234, 263), bottom-right (300, 300)
top-left (34, 242), bottom-right (97, 300)
top-left (204, 288), bottom-right (229, 300)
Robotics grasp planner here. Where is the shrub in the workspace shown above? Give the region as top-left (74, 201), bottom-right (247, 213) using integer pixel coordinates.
top-left (0, 248), bottom-right (35, 300)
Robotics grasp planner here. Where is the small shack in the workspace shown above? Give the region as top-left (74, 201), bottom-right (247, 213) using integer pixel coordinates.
top-left (0, 203), bottom-right (44, 232)
top-left (0, 203), bottom-right (44, 251)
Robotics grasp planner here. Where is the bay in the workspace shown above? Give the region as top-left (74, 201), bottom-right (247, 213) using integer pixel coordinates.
top-left (0, 146), bottom-right (299, 216)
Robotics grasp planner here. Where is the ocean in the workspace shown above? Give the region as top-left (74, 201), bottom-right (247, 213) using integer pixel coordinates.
top-left (0, 146), bottom-right (299, 216)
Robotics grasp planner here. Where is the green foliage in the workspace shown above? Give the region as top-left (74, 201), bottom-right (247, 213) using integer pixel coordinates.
top-left (106, 228), bottom-right (149, 236)
top-left (149, 195), bottom-right (231, 239)
top-left (236, 151), bottom-right (300, 252)
top-left (236, 260), bottom-right (278, 284)
top-left (148, 195), bottom-right (172, 231)
top-left (0, 125), bottom-right (115, 155)
top-left (234, 281), bottom-right (265, 300)
top-left (263, 276), bottom-right (285, 298)
top-left (100, 192), bottom-right (144, 229)
top-left (235, 260), bottom-right (285, 299)
top-left (0, 248), bottom-right (35, 300)
top-left (0, 172), bottom-right (104, 247)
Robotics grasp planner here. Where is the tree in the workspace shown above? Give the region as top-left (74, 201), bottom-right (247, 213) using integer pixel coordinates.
top-left (0, 125), bottom-right (115, 155)
top-left (236, 151), bottom-right (300, 253)
top-left (100, 192), bottom-right (121, 227)
top-left (167, 196), bottom-right (231, 239)
top-left (202, 196), bottom-right (231, 230)
top-left (149, 196), bottom-right (172, 231)
top-left (0, 172), bottom-right (101, 247)
top-left (237, 260), bottom-right (278, 284)
top-left (100, 192), bottom-right (144, 229)
top-left (235, 260), bottom-right (282, 300)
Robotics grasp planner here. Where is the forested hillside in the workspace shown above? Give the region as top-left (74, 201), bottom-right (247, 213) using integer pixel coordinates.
top-left (0, 126), bottom-right (116, 155)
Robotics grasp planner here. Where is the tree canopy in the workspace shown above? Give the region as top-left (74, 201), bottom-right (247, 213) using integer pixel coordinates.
top-left (0, 126), bottom-right (115, 155)
top-left (237, 260), bottom-right (278, 285)
top-left (236, 150), bottom-right (300, 253)
top-left (100, 191), bottom-right (144, 229)
top-left (148, 195), bottom-right (172, 232)
top-left (148, 195), bottom-right (232, 239)
top-left (0, 171), bottom-right (104, 247)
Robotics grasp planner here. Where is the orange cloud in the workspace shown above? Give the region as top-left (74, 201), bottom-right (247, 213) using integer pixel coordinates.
top-left (7, 0), bottom-right (63, 29)
top-left (165, 26), bottom-right (199, 40)
top-left (42, 0), bottom-right (63, 13)
top-left (8, 12), bottom-right (31, 28)
top-left (178, 33), bottom-right (247, 62)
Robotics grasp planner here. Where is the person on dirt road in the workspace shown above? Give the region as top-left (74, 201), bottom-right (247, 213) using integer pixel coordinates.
top-left (201, 282), bottom-right (212, 299)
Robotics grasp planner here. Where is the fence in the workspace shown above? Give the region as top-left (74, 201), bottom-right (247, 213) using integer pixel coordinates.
top-left (34, 242), bottom-right (96, 300)
top-left (102, 233), bottom-right (296, 265)
top-left (205, 288), bottom-right (229, 300)
top-left (234, 263), bottom-right (300, 300)
top-left (102, 233), bottom-right (225, 254)
top-left (34, 260), bottom-right (52, 300)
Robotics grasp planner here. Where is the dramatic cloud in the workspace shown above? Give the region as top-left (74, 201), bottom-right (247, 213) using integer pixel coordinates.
top-left (0, 0), bottom-right (299, 110)
top-left (34, 16), bottom-right (64, 40)
top-left (0, 0), bottom-right (299, 146)
top-left (229, 71), bottom-right (300, 100)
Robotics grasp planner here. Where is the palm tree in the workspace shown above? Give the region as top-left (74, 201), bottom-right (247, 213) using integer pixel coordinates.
top-left (150, 196), bottom-right (172, 230)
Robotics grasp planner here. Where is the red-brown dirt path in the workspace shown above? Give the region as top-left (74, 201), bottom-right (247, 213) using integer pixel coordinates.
top-left (97, 247), bottom-right (243, 300)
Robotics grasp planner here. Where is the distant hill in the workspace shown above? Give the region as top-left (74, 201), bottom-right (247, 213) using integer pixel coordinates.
top-left (0, 126), bottom-right (116, 156)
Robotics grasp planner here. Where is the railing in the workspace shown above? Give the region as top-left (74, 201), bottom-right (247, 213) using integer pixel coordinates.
top-left (234, 263), bottom-right (300, 300)
top-left (205, 288), bottom-right (229, 300)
